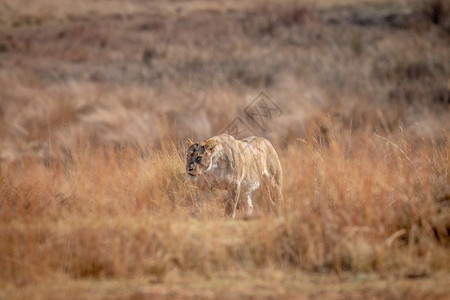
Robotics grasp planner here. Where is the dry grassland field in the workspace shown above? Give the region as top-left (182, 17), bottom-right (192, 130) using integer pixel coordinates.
top-left (0, 0), bottom-right (450, 299)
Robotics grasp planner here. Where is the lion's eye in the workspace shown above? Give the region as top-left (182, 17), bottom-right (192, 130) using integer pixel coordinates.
top-left (195, 156), bottom-right (202, 163)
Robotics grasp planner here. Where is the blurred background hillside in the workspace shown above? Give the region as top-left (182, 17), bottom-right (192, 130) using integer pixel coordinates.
top-left (0, 0), bottom-right (448, 160)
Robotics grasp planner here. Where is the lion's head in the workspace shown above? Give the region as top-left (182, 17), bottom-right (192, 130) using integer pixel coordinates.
top-left (186, 138), bottom-right (217, 178)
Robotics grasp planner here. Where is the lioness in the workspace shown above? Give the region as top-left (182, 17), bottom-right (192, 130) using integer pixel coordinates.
top-left (186, 133), bottom-right (283, 218)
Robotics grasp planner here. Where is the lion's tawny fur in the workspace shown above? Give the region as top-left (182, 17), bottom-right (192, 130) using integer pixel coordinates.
top-left (186, 133), bottom-right (283, 218)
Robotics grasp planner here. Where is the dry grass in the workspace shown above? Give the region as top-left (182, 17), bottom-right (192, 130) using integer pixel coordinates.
top-left (1, 127), bottom-right (449, 296)
top-left (0, 0), bottom-right (449, 298)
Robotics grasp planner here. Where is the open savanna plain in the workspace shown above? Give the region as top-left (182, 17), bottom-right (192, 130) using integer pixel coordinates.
top-left (0, 0), bottom-right (449, 299)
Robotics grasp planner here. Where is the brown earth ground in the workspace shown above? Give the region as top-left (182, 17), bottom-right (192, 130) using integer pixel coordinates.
top-left (3, 272), bottom-right (450, 300)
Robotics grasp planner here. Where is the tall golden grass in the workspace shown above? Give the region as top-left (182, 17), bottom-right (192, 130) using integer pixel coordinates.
top-left (1, 123), bottom-right (448, 285)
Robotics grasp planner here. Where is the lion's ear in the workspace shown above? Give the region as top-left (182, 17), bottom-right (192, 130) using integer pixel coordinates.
top-left (204, 140), bottom-right (217, 151)
top-left (187, 138), bottom-right (194, 147)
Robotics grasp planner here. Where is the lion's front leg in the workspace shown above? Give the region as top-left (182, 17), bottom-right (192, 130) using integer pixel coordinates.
top-left (225, 183), bottom-right (241, 219)
top-left (246, 192), bottom-right (253, 216)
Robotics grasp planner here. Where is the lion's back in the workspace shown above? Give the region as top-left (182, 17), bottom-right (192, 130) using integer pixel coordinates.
top-left (203, 133), bottom-right (282, 186)
top-left (239, 136), bottom-right (282, 184)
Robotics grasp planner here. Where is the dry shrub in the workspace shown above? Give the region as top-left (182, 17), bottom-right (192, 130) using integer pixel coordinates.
top-left (421, 0), bottom-right (450, 28)
top-left (243, 3), bottom-right (318, 36)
